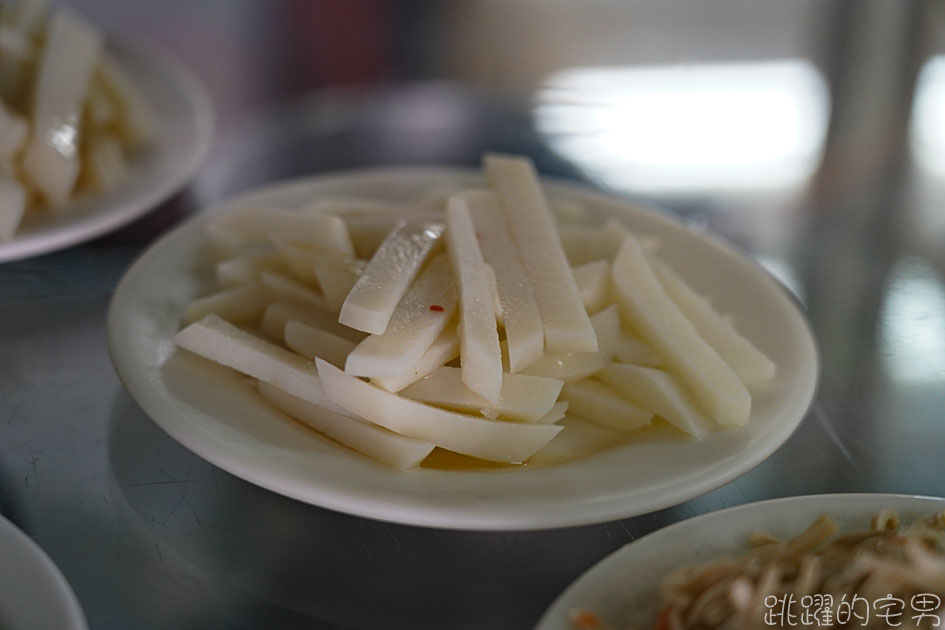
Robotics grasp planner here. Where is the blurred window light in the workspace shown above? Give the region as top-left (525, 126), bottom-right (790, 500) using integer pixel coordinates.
top-left (911, 55), bottom-right (945, 176)
top-left (534, 60), bottom-right (830, 193)
top-left (878, 257), bottom-right (945, 383)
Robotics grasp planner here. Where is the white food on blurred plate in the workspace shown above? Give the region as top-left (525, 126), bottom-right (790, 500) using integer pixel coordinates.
top-left (0, 0), bottom-right (153, 242)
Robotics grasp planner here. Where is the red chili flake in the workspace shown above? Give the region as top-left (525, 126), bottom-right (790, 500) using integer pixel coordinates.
top-left (429, 304), bottom-right (445, 312)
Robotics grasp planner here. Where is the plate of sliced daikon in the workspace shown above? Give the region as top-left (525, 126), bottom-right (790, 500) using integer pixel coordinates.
top-left (107, 154), bottom-right (818, 530)
top-left (0, 2), bottom-right (212, 262)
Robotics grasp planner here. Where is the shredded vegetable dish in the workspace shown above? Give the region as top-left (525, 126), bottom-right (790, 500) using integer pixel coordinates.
top-left (570, 510), bottom-right (945, 630)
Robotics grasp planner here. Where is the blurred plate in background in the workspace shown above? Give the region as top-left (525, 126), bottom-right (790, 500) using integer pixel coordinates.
top-left (0, 33), bottom-right (213, 263)
top-left (0, 514), bottom-right (87, 630)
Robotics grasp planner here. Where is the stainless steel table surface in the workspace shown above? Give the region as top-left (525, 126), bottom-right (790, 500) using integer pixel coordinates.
top-left (2, 1), bottom-right (945, 629)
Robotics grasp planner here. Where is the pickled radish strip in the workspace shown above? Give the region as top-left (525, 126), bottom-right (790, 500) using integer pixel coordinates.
top-left (399, 366), bottom-right (563, 423)
top-left (209, 207), bottom-right (355, 255)
top-left (560, 379), bottom-right (652, 432)
top-left (597, 363), bottom-right (713, 440)
top-left (446, 196), bottom-right (502, 403)
top-left (536, 401), bottom-right (569, 425)
top-left (259, 270), bottom-right (329, 310)
top-left (345, 254), bottom-right (456, 378)
top-left (269, 236), bottom-right (319, 285)
top-left (465, 190), bottom-right (544, 372)
top-left (260, 299), bottom-right (364, 344)
top-left (312, 247), bottom-right (363, 313)
top-left (612, 234), bottom-right (750, 426)
top-left (572, 260), bottom-right (610, 315)
top-left (174, 315), bottom-right (347, 415)
top-left (316, 359), bottom-right (562, 464)
top-left (338, 220), bottom-right (444, 334)
top-left (614, 333), bottom-right (663, 367)
top-left (257, 382), bottom-right (434, 470)
top-left (21, 9), bottom-right (102, 206)
top-left (653, 260), bottom-right (775, 388)
top-left (0, 177), bottom-right (25, 242)
top-left (370, 323), bottom-right (459, 393)
top-left (181, 283), bottom-right (269, 326)
top-left (217, 253), bottom-right (288, 288)
top-left (520, 305), bottom-right (619, 382)
top-left (484, 153), bottom-right (597, 353)
top-left (284, 320), bottom-right (356, 368)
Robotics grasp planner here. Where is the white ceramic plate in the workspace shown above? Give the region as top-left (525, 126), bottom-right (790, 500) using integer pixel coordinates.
top-left (0, 514), bottom-right (87, 630)
top-left (0, 34), bottom-right (213, 263)
top-left (536, 493), bottom-right (945, 630)
top-left (107, 168), bottom-right (818, 531)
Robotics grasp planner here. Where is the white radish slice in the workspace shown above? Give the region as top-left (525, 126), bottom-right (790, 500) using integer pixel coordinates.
top-left (0, 176), bottom-right (25, 242)
top-left (536, 401), bottom-right (569, 425)
top-left (209, 207), bottom-right (355, 255)
top-left (652, 260), bottom-right (776, 388)
top-left (614, 332), bottom-right (663, 367)
top-left (345, 254), bottom-right (456, 378)
top-left (181, 283), bottom-right (269, 326)
top-left (260, 299), bottom-right (364, 344)
top-left (269, 236), bottom-right (319, 285)
top-left (257, 382), bottom-right (434, 470)
top-left (465, 190), bottom-right (544, 372)
top-left (85, 75), bottom-right (115, 128)
top-left (559, 225), bottom-right (602, 267)
top-left (370, 323), bottom-right (459, 393)
top-left (259, 270), bottom-right (329, 310)
top-left (597, 363), bottom-right (713, 440)
top-left (520, 305), bottom-right (619, 382)
top-left (572, 260), bottom-right (610, 315)
top-left (446, 196), bottom-right (503, 403)
top-left (485, 153), bottom-right (597, 353)
top-left (21, 9), bottom-right (102, 207)
top-left (597, 219), bottom-right (630, 261)
top-left (559, 222), bottom-right (656, 266)
top-left (399, 366), bottom-right (563, 423)
top-left (174, 315), bottom-right (347, 415)
top-left (312, 247), bottom-right (364, 313)
top-left (0, 100), bottom-right (27, 160)
top-left (340, 209), bottom-right (443, 259)
top-left (338, 220), bottom-right (444, 334)
top-left (528, 415), bottom-right (621, 466)
top-left (216, 253), bottom-right (287, 287)
top-left (559, 379), bottom-right (652, 432)
top-left (316, 359), bottom-right (562, 464)
top-left (96, 56), bottom-right (154, 148)
top-left (484, 263), bottom-right (503, 322)
top-left (612, 234), bottom-right (751, 426)
top-left (284, 320), bottom-right (356, 368)
top-left (83, 131), bottom-right (127, 193)
top-left (344, 217), bottom-right (398, 260)
top-left (0, 25), bottom-right (35, 110)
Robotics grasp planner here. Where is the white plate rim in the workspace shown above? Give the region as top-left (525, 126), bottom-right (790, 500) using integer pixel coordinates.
top-left (535, 492), bottom-right (945, 630)
top-left (0, 30), bottom-right (214, 263)
top-left (0, 514), bottom-right (88, 630)
top-left (107, 166), bottom-right (819, 531)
